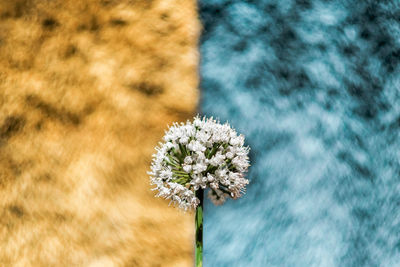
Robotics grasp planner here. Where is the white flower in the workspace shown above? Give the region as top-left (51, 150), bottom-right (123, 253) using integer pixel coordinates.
top-left (226, 152), bottom-right (234, 159)
top-left (209, 152), bottom-right (226, 166)
top-left (229, 134), bottom-right (244, 146)
top-left (207, 173), bottom-right (215, 182)
top-left (179, 136), bottom-right (189, 144)
top-left (183, 164), bottom-right (192, 173)
top-left (184, 156), bottom-right (193, 164)
top-left (160, 169), bottom-right (173, 180)
top-left (188, 140), bottom-right (206, 152)
top-left (193, 163), bottom-right (207, 174)
top-left (149, 115), bottom-right (250, 210)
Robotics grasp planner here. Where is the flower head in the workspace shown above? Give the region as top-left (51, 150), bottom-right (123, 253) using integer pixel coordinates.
top-left (149, 116), bottom-right (250, 210)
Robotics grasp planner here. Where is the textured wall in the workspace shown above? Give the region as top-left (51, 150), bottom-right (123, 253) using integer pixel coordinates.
top-left (200, 1), bottom-right (400, 266)
top-left (0, 0), bottom-right (199, 266)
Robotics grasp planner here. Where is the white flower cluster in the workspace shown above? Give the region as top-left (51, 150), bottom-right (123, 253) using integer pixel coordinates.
top-left (148, 116), bottom-right (250, 210)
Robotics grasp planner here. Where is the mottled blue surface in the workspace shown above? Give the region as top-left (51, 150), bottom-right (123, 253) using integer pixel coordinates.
top-left (199, 1), bottom-right (400, 266)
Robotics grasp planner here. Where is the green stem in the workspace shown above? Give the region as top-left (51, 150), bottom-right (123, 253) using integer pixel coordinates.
top-left (195, 189), bottom-right (203, 267)
top-left (207, 143), bottom-right (220, 159)
top-left (179, 143), bottom-right (187, 158)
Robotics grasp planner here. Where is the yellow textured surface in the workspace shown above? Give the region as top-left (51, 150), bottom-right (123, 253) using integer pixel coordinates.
top-left (0, 0), bottom-right (199, 266)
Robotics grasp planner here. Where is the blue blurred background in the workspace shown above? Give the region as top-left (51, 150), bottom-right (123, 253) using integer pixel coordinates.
top-left (199, 1), bottom-right (400, 266)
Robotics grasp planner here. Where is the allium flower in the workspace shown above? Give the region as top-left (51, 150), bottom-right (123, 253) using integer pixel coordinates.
top-left (148, 116), bottom-right (250, 210)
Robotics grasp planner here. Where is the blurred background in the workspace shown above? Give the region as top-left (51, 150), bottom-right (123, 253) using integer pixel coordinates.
top-left (200, 0), bottom-right (400, 266)
top-left (0, 0), bottom-right (199, 266)
top-left (1, 0), bottom-right (400, 266)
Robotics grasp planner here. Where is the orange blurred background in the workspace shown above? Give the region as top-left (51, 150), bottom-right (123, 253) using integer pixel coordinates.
top-left (0, 0), bottom-right (200, 266)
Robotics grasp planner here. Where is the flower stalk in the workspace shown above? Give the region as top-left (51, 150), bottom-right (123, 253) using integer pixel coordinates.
top-left (195, 188), bottom-right (203, 267)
